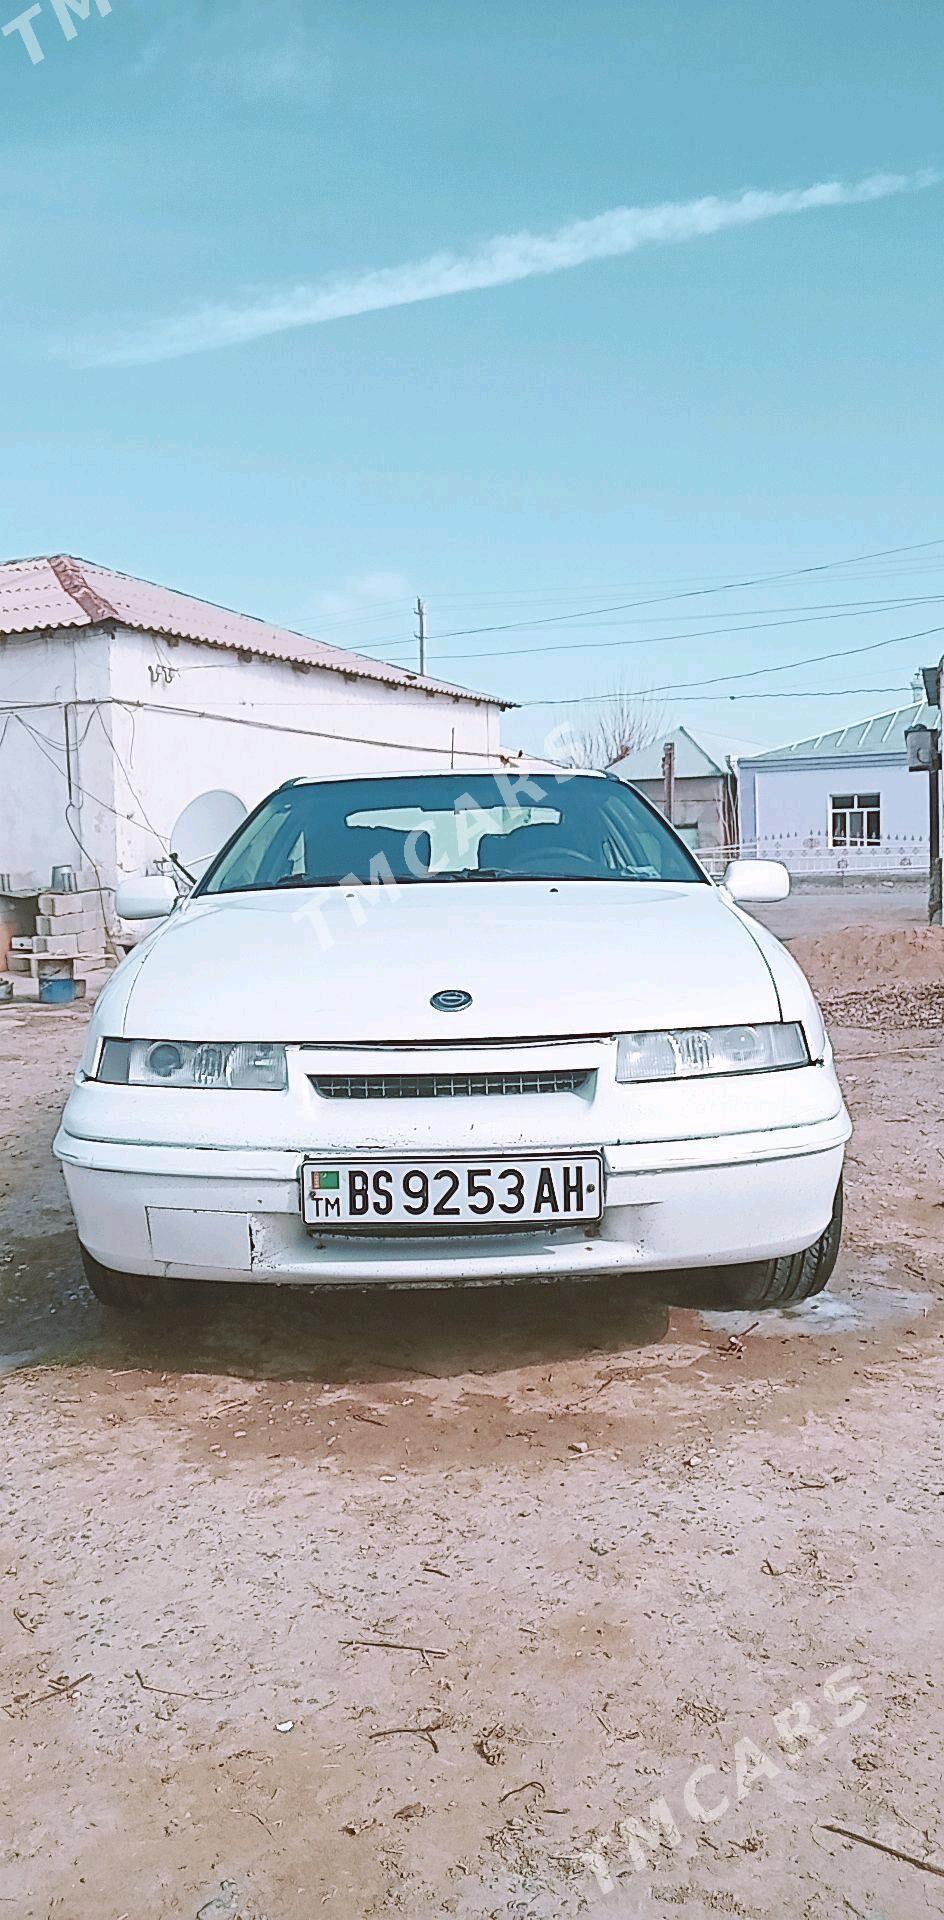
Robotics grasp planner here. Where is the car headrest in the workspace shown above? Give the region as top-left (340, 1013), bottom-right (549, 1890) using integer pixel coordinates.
top-left (345, 825), bottom-right (431, 880)
top-left (477, 823), bottom-right (576, 873)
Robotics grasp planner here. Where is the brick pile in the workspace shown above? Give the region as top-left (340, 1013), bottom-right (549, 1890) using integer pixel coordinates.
top-left (7, 886), bottom-right (117, 999)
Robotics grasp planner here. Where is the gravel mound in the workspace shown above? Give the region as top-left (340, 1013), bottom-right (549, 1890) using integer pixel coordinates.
top-left (820, 983), bottom-right (944, 1031)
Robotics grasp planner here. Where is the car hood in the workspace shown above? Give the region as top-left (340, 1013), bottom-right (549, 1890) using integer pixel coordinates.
top-left (116, 881), bottom-right (782, 1044)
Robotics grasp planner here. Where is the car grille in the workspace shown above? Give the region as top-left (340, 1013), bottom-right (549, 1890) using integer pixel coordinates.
top-left (310, 1068), bottom-right (593, 1100)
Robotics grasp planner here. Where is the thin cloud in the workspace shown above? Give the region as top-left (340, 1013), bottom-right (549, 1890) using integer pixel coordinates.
top-left (134, 0), bottom-right (331, 106)
top-left (78, 168), bottom-right (938, 368)
top-left (308, 572), bottom-right (412, 624)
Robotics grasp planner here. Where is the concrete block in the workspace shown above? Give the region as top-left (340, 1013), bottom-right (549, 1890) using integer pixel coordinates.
top-left (35, 956), bottom-right (74, 978)
top-left (41, 898), bottom-right (103, 924)
top-left (37, 891), bottom-right (103, 917)
top-left (36, 909), bottom-right (100, 936)
top-left (39, 892), bottom-right (84, 916)
top-left (13, 954), bottom-right (77, 978)
top-left (33, 934), bottom-right (80, 956)
top-left (10, 937), bottom-right (37, 952)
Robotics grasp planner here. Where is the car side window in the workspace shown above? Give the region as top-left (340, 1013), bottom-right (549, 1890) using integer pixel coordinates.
top-left (210, 800), bottom-right (294, 892)
top-left (598, 793), bottom-right (664, 876)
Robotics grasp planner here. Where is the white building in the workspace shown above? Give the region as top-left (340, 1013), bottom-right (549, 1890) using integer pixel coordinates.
top-left (0, 554), bottom-right (509, 896)
top-left (738, 701), bottom-right (935, 876)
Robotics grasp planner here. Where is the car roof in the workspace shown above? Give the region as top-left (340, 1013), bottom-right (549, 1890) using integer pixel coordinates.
top-left (279, 764), bottom-right (607, 787)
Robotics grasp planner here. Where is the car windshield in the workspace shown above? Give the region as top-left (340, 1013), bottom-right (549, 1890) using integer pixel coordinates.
top-left (198, 772), bottom-right (707, 894)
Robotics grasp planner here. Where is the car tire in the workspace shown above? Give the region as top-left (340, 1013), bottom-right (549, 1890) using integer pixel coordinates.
top-left (725, 1179), bottom-right (844, 1309)
top-left (80, 1246), bottom-right (174, 1309)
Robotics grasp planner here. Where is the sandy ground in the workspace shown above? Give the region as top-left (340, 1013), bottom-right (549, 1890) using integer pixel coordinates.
top-left (1, 916), bottom-right (943, 1920)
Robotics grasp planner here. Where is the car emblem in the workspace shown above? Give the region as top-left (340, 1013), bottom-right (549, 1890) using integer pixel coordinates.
top-left (430, 988), bottom-right (473, 1012)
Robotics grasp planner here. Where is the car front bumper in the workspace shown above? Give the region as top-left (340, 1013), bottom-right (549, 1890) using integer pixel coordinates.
top-left (54, 1098), bottom-right (850, 1287)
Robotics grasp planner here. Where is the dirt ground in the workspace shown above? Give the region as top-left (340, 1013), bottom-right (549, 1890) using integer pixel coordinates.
top-left (751, 879), bottom-right (929, 944)
top-left (1, 906), bottom-right (943, 1919)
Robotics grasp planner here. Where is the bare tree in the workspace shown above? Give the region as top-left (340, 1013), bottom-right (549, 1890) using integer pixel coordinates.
top-left (555, 685), bottom-right (665, 771)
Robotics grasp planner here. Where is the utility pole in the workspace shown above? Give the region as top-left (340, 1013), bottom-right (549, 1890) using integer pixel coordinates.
top-left (415, 598), bottom-right (427, 677)
top-left (927, 659), bottom-right (942, 927)
top-left (662, 739), bottom-right (676, 823)
top-left (906, 662), bottom-right (943, 927)
top-left (930, 746), bottom-right (942, 927)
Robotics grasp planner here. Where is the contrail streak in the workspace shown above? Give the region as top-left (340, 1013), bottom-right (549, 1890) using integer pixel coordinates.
top-left (79, 168), bottom-right (938, 367)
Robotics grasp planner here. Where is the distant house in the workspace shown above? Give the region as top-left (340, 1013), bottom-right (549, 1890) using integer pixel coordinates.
top-left (738, 701), bottom-right (935, 875)
top-left (611, 725), bottom-right (738, 853)
top-left (0, 554), bottom-right (509, 898)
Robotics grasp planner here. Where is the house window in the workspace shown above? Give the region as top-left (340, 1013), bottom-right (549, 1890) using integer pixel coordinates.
top-left (830, 792), bottom-right (881, 848)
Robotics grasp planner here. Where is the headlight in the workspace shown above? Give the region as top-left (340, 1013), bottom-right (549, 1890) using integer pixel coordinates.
top-left (616, 1023), bottom-right (808, 1083)
top-left (94, 1039), bottom-right (288, 1090)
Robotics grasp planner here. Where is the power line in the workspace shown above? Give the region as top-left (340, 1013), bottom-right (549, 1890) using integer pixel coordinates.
top-left (391, 534), bottom-right (944, 645)
top-left (388, 554), bottom-right (944, 609)
top-left (655, 684), bottom-right (916, 703)
top-left (453, 592), bottom-right (943, 628)
top-left (304, 596), bottom-right (414, 634)
top-left (7, 696), bottom-right (524, 762)
top-left (13, 714), bottom-right (140, 825)
top-left (508, 685), bottom-right (916, 711)
top-left (357, 594), bottom-right (944, 669)
top-left (309, 534), bottom-right (944, 644)
top-left (305, 569), bottom-right (944, 652)
top-left (518, 619), bottom-right (944, 706)
top-left (93, 705), bottom-right (171, 850)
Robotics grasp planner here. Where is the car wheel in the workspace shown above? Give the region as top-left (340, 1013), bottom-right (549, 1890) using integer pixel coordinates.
top-left (80, 1246), bottom-right (174, 1309)
top-left (724, 1179), bottom-right (844, 1309)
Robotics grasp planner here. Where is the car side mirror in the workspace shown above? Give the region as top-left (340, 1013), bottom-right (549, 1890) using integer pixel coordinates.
top-left (722, 859), bottom-right (790, 905)
top-left (115, 874), bottom-right (182, 922)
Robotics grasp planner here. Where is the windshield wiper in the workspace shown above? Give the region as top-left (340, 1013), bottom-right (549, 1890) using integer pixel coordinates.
top-left (216, 875), bottom-right (359, 893)
top-left (215, 868), bottom-right (662, 896)
top-left (266, 873), bottom-right (459, 890)
top-left (417, 866), bottom-right (508, 880)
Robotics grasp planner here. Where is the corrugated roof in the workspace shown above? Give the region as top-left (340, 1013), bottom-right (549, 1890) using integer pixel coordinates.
top-left (0, 555), bottom-right (508, 708)
top-left (611, 724), bottom-right (730, 781)
top-left (741, 700), bottom-right (934, 764)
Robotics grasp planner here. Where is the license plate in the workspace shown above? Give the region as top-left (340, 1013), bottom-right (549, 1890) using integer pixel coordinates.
top-left (300, 1155), bottom-right (604, 1229)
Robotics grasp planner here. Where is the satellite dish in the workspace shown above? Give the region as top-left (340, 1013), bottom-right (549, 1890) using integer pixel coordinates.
top-left (170, 790), bottom-right (248, 880)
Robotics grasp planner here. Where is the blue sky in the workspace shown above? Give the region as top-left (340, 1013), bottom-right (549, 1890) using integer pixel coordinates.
top-left (2, 0), bottom-right (943, 754)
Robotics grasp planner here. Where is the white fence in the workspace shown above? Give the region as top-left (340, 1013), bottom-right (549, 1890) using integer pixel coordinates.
top-left (698, 835), bottom-right (929, 881)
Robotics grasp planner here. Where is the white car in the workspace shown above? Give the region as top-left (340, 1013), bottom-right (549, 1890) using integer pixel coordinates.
top-left (55, 769), bottom-right (850, 1309)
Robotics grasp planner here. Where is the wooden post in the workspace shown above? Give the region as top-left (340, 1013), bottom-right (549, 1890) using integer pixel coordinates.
top-left (415, 598), bottom-right (427, 676)
top-left (661, 740), bottom-right (676, 823)
top-left (930, 744), bottom-right (942, 927)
